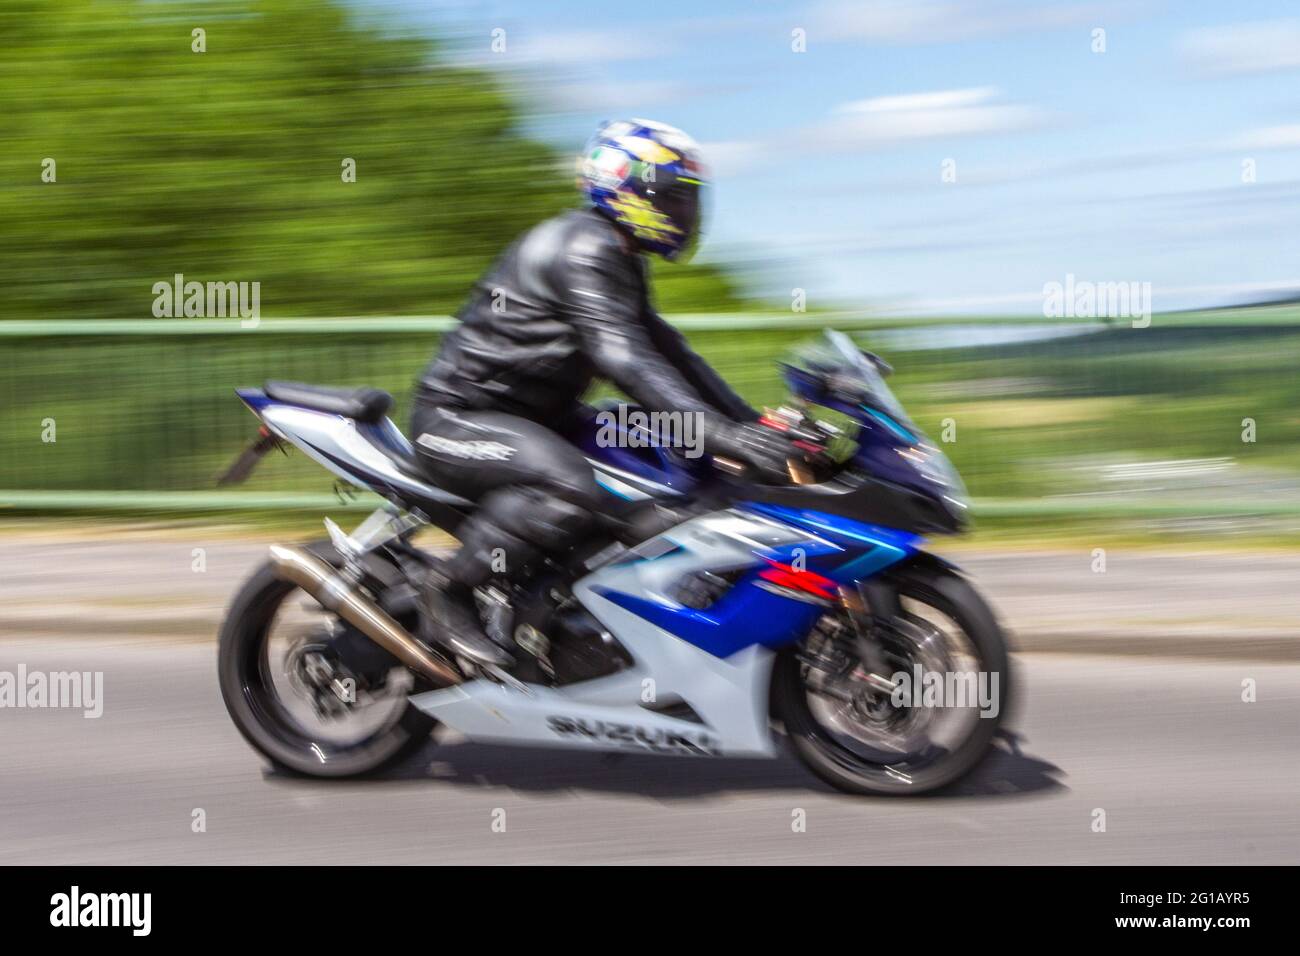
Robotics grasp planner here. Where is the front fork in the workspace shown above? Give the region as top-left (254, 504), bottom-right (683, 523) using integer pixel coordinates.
top-left (840, 579), bottom-right (904, 696)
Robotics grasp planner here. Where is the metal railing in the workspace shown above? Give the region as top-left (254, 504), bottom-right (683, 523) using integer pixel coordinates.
top-left (3, 311), bottom-right (1299, 517)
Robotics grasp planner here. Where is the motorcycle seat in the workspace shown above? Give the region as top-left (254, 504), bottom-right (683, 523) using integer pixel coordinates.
top-left (264, 381), bottom-right (393, 423)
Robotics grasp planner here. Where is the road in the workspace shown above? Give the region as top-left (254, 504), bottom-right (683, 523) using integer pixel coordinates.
top-left (2, 637), bottom-right (1297, 864)
top-left (3, 536), bottom-right (1299, 658)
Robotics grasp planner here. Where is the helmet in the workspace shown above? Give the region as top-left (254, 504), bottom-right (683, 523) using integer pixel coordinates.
top-left (577, 118), bottom-right (707, 261)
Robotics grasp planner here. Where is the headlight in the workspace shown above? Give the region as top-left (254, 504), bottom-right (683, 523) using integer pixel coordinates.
top-left (896, 444), bottom-right (970, 513)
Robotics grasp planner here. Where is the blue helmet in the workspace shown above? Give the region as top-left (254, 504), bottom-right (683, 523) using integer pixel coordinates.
top-left (577, 119), bottom-right (707, 261)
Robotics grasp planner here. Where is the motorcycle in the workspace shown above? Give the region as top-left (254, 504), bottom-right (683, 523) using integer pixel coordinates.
top-left (217, 330), bottom-right (1010, 795)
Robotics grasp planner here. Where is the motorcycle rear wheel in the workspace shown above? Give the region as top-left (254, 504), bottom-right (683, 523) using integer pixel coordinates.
top-left (217, 541), bottom-right (438, 778)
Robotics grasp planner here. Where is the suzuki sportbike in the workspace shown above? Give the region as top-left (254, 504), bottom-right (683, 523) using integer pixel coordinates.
top-left (217, 330), bottom-right (1010, 795)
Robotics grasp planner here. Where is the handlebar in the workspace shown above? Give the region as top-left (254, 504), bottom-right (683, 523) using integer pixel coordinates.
top-left (710, 406), bottom-right (838, 485)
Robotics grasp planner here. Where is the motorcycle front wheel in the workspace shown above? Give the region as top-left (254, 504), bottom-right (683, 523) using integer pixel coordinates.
top-left (773, 562), bottom-right (1012, 796)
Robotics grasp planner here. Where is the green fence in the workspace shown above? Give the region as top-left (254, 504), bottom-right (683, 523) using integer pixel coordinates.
top-left (3, 311), bottom-right (1300, 517)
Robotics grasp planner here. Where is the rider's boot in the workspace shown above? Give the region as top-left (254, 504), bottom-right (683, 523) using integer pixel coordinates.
top-left (421, 565), bottom-right (514, 668)
top-left (423, 486), bottom-right (594, 669)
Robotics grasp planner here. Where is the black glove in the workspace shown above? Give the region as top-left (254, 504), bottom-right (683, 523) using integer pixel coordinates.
top-left (706, 419), bottom-right (801, 483)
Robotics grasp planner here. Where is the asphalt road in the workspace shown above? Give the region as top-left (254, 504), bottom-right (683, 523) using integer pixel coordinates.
top-left (2, 637), bottom-right (1296, 864)
top-left (4, 536), bottom-right (1300, 659)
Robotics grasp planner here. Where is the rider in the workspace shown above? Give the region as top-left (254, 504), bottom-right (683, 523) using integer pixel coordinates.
top-left (411, 118), bottom-right (799, 666)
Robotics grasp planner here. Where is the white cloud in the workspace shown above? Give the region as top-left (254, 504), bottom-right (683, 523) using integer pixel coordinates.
top-left (842, 87), bottom-right (1001, 113)
top-left (812, 0), bottom-right (1127, 45)
top-left (813, 86), bottom-right (1047, 148)
top-left (524, 31), bottom-right (666, 64)
top-left (813, 0), bottom-right (950, 43)
top-left (694, 88), bottom-right (1050, 167)
top-left (1231, 125), bottom-right (1300, 151)
top-left (1180, 19), bottom-right (1300, 76)
top-left (463, 29), bottom-right (669, 68)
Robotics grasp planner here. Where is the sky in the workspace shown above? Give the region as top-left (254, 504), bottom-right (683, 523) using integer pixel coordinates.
top-left (383, 0), bottom-right (1299, 314)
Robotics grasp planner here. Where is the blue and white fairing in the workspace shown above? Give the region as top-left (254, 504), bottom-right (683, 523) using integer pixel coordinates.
top-left (569, 399), bottom-right (706, 502)
top-left (416, 505), bottom-right (922, 757)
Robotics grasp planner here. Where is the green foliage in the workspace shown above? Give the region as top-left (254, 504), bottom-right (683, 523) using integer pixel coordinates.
top-left (0, 0), bottom-right (743, 319)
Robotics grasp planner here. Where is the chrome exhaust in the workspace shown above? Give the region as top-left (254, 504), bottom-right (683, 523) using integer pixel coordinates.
top-left (267, 544), bottom-right (462, 688)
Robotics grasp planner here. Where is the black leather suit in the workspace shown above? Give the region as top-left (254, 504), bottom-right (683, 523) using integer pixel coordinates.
top-left (412, 207), bottom-right (756, 589)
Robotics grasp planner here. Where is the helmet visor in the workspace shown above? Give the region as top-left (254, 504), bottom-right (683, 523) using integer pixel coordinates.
top-left (656, 177), bottom-right (704, 261)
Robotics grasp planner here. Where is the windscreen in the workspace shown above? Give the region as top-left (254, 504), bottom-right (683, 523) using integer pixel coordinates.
top-left (787, 330), bottom-right (917, 432)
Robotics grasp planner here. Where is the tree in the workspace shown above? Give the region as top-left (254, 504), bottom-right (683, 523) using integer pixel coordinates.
top-left (0, 0), bottom-right (744, 320)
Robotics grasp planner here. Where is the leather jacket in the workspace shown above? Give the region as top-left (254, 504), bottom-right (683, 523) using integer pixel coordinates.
top-left (416, 208), bottom-right (757, 425)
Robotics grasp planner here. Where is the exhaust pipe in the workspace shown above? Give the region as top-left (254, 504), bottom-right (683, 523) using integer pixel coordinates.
top-left (268, 544), bottom-right (462, 688)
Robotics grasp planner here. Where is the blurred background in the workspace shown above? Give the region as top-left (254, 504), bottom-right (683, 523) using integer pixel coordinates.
top-left (2, 0), bottom-right (1299, 866)
top-left (1, 0), bottom-right (1297, 543)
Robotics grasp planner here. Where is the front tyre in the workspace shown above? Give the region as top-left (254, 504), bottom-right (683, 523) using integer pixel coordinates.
top-left (774, 563), bottom-right (1011, 796)
top-left (218, 541), bottom-right (438, 778)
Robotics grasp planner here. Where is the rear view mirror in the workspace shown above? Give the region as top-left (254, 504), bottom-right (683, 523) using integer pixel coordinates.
top-left (861, 349), bottom-right (893, 378)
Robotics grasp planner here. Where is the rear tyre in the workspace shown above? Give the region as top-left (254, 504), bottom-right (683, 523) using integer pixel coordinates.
top-left (217, 541), bottom-right (438, 778)
top-left (773, 563), bottom-right (1010, 796)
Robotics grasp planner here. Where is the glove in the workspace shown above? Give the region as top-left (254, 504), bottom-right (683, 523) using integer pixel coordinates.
top-left (706, 419), bottom-right (801, 483)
